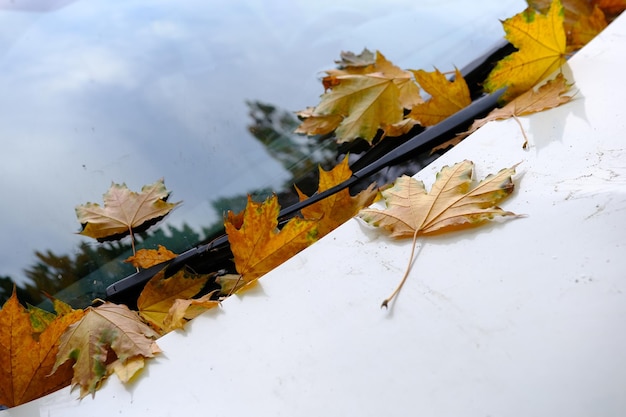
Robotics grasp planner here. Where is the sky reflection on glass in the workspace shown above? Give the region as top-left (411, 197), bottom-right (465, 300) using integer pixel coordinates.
top-left (0, 0), bottom-right (522, 284)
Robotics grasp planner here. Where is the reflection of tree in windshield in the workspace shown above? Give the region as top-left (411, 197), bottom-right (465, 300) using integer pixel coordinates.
top-left (246, 100), bottom-right (338, 181)
top-left (0, 102), bottom-right (339, 308)
top-left (0, 224), bottom-right (203, 308)
top-left (0, 99), bottom-right (433, 309)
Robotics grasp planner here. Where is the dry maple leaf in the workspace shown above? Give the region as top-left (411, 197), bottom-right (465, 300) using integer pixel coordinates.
top-left (359, 161), bottom-right (519, 307)
top-left (596, 0), bottom-right (626, 18)
top-left (0, 290), bottom-right (84, 407)
top-left (125, 245), bottom-right (177, 269)
top-left (407, 68), bottom-right (472, 127)
top-left (137, 268), bottom-right (211, 333)
top-left (568, 4), bottom-right (608, 49)
top-left (162, 292), bottom-right (219, 332)
top-left (449, 73), bottom-right (574, 149)
top-left (334, 48), bottom-right (376, 68)
top-left (225, 195), bottom-right (318, 292)
top-left (485, 0), bottom-right (567, 102)
top-left (296, 51), bottom-right (422, 144)
top-left (75, 179), bottom-right (180, 243)
top-left (295, 155), bottom-right (379, 238)
top-left (52, 302), bottom-right (160, 398)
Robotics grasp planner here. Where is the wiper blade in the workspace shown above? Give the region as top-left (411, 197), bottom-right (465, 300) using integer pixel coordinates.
top-left (105, 86), bottom-right (506, 300)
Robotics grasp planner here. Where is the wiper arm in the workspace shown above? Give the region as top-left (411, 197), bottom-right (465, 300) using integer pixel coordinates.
top-left (105, 86), bottom-right (506, 300)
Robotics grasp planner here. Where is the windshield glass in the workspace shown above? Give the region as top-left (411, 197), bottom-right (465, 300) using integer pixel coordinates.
top-left (0, 0), bottom-right (522, 308)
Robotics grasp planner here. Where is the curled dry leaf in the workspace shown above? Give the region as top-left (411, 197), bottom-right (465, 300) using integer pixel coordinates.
top-left (163, 292), bottom-right (219, 332)
top-left (52, 302), bottom-right (160, 398)
top-left (334, 47), bottom-right (376, 68)
top-left (75, 179), bottom-right (180, 242)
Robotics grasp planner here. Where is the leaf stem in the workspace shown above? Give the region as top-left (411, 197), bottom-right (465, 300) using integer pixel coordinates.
top-left (381, 228), bottom-right (420, 309)
top-left (128, 226), bottom-right (139, 272)
top-left (512, 115), bottom-right (529, 149)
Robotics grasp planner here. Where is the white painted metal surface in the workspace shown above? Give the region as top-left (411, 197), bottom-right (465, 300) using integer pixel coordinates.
top-left (4, 13), bottom-right (626, 417)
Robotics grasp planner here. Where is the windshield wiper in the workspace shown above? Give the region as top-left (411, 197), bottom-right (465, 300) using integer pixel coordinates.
top-left (105, 85), bottom-right (506, 300)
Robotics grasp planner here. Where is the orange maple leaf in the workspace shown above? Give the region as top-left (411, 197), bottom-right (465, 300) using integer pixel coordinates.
top-left (568, 4), bottom-right (608, 49)
top-left (0, 290), bottom-right (84, 407)
top-left (295, 156), bottom-right (378, 238)
top-left (596, 0), bottom-right (626, 18)
top-left (225, 195), bottom-right (318, 291)
top-left (125, 245), bottom-right (177, 269)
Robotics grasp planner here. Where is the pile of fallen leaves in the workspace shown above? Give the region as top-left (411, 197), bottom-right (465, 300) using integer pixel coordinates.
top-left (1, 0), bottom-right (623, 408)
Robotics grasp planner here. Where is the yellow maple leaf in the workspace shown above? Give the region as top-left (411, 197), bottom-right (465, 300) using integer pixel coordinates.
top-left (527, 0), bottom-right (609, 50)
top-left (0, 290), bottom-right (84, 407)
top-left (225, 195), bottom-right (318, 291)
top-left (296, 51), bottom-right (421, 144)
top-left (295, 155), bottom-right (379, 238)
top-left (485, 0), bottom-right (566, 101)
top-left (137, 268), bottom-right (211, 332)
top-left (407, 68), bottom-right (471, 126)
top-left (359, 161), bottom-right (519, 307)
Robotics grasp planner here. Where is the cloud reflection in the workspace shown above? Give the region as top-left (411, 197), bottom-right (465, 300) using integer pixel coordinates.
top-left (0, 0), bottom-right (522, 284)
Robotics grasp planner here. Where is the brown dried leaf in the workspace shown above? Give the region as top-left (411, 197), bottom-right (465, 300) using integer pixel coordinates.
top-left (459, 73), bottom-right (574, 142)
top-left (75, 179), bottom-right (180, 241)
top-left (52, 302), bottom-right (160, 398)
top-left (359, 160), bottom-right (519, 238)
top-left (163, 293), bottom-right (219, 332)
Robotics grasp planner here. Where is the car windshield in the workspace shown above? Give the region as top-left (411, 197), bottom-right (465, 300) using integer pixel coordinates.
top-left (0, 0), bottom-right (522, 309)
